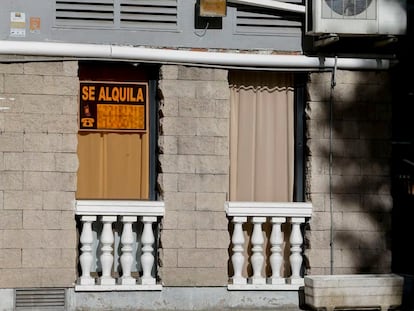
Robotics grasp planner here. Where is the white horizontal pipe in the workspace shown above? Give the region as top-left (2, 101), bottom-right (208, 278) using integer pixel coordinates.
top-left (0, 41), bottom-right (112, 58)
top-left (0, 40), bottom-right (391, 70)
top-left (227, 0), bottom-right (305, 14)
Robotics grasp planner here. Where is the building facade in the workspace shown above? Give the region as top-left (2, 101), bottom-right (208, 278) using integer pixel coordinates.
top-left (0, 0), bottom-right (411, 310)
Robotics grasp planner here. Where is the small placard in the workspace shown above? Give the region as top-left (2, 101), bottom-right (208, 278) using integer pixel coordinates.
top-left (199, 0), bottom-right (227, 17)
top-left (10, 12), bottom-right (26, 37)
top-left (30, 17), bottom-right (41, 33)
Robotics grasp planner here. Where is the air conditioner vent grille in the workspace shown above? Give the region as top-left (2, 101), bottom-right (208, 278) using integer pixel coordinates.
top-left (305, 0), bottom-right (406, 35)
top-left (323, 0), bottom-right (374, 17)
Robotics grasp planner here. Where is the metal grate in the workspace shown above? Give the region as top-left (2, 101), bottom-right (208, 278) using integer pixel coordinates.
top-left (324, 0), bottom-right (374, 17)
top-left (55, 0), bottom-right (115, 27)
top-left (55, 0), bottom-right (177, 30)
top-left (15, 288), bottom-right (66, 311)
top-left (120, 0), bottom-right (178, 29)
top-left (235, 6), bottom-right (301, 35)
top-left (322, 0), bottom-right (377, 19)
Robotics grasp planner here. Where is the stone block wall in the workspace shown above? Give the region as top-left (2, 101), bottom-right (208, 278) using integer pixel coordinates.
top-left (305, 70), bottom-right (393, 275)
top-left (157, 65), bottom-right (230, 286)
top-left (0, 61), bottom-right (79, 287)
top-left (0, 61), bottom-right (393, 288)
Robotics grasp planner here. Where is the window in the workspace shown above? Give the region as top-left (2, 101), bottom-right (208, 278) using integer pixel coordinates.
top-left (229, 70), bottom-right (305, 202)
top-left (76, 62), bottom-right (158, 200)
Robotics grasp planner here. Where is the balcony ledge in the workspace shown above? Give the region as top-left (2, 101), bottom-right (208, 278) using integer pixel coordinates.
top-left (75, 200), bottom-right (165, 217)
top-left (225, 201), bottom-right (312, 218)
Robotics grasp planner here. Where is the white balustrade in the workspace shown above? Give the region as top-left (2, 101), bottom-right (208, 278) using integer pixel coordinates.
top-left (75, 200), bottom-right (165, 291)
top-left (79, 215), bottom-right (96, 285)
top-left (231, 216), bottom-right (247, 285)
top-left (225, 201), bottom-right (312, 290)
top-left (120, 216), bottom-right (137, 285)
top-left (140, 216), bottom-right (156, 285)
top-left (250, 217), bottom-right (266, 285)
top-left (289, 217), bottom-right (305, 285)
top-left (99, 215), bottom-right (116, 285)
top-left (269, 217), bottom-right (285, 285)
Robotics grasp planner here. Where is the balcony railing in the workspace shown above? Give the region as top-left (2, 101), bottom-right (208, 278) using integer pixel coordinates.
top-left (75, 200), bottom-right (165, 291)
top-left (225, 201), bottom-right (312, 290)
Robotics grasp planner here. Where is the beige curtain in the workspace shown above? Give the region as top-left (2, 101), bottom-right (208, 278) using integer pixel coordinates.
top-left (77, 132), bottom-right (149, 199)
top-left (229, 71), bottom-right (294, 202)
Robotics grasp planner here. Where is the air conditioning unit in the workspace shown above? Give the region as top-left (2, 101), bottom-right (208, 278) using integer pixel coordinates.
top-left (306, 0), bottom-right (407, 36)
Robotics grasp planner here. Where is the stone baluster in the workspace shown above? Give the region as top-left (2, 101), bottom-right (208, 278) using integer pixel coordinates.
top-left (140, 216), bottom-right (156, 285)
top-left (269, 217), bottom-right (286, 285)
top-left (250, 216), bottom-right (266, 285)
top-left (120, 216), bottom-right (137, 285)
top-left (99, 215), bottom-right (116, 285)
top-left (288, 217), bottom-right (305, 285)
top-left (231, 216), bottom-right (247, 285)
top-left (79, 215), bottom-right (97, 285)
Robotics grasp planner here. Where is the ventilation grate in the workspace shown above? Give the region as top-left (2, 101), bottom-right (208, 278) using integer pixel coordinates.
top-left (120, 0), bottom-right (178, 29)
top-left (55, 0), bottom-right (178, 30)
top-left (15, 288), bottom-right (66, 311)
top-left (235, 6), bottom-right (302, 35)
top-left (55, 0), bottom-right (115, 27)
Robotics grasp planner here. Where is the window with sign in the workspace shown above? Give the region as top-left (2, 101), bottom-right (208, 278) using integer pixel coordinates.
top-left (76, 62), bottom-right (158, 200)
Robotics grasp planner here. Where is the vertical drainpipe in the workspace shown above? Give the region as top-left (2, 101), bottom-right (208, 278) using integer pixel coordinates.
top-left (329, 56), bottom-right (338, 275)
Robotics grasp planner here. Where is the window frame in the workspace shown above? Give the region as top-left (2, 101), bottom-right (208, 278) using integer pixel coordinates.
top-left (294, 73), bottom-right (306, 202)
top-left (77, 61), bottom-right (159, 201)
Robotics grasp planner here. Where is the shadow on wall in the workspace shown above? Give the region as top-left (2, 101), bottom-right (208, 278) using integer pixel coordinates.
top-left (307, 63), bottom-right (414, 309)
top-left (307, 70), bottom-right (393, 273)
